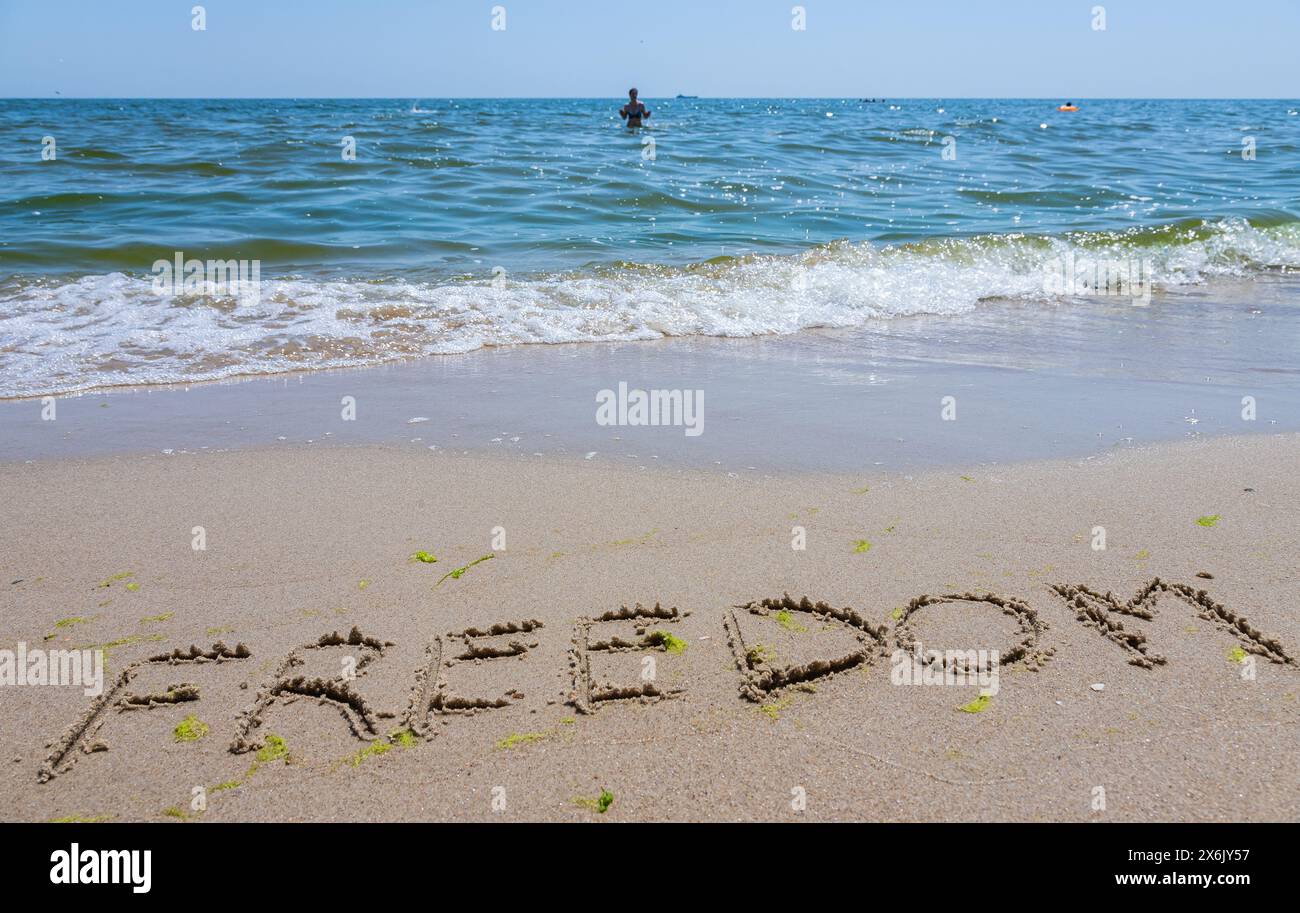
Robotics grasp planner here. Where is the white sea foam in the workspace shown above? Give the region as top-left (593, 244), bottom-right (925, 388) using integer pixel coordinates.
top-left (2, 220), bottom-right (1297, 398)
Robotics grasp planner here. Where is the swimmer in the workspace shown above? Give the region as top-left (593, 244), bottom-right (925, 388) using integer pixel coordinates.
top-left (1058, 101), bottom-right (1079, 111)
top-left (620, 88), bottom-right (651, 127)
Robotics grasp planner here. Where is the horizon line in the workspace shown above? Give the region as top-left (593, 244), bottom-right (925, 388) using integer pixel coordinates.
top-left (5, 95), bottom-right (1300, 102)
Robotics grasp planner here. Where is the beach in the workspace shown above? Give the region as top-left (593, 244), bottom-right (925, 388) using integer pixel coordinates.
top-left (6, 0), bottom-right (1300, 890)
top-left (3, 429), bottom-right (1297, 822)
top-left (2, 95), bottom-right (1299, 825)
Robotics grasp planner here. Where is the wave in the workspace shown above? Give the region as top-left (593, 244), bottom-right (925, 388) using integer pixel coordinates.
top-left (2, 218), bottom-right (1298, 398)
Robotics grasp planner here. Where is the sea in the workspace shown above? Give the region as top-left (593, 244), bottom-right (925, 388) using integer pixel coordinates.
top-left (1, 97), bottom-right (1299, 401)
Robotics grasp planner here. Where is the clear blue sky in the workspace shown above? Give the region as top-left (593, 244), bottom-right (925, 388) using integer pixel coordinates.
top-left (2, 0), bottom-right (1297, 98)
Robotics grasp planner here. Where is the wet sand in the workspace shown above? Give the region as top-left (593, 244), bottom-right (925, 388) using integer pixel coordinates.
top-left (4, 278), bottom-right (1299, 472)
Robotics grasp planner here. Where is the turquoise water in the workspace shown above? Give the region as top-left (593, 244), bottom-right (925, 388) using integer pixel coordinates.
top-left (2, 97), bottom-right (1299, 396)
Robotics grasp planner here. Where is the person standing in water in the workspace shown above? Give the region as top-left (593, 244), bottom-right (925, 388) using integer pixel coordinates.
top-left (620, 88), bottom-right (651, 127)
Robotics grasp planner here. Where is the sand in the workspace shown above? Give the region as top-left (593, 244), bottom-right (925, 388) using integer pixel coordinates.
top-left (2, 433), bottom-right (1298, 822)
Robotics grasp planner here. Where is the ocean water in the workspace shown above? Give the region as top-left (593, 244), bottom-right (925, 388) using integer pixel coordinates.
top-left (1, 97), bottom-right (1299, 398)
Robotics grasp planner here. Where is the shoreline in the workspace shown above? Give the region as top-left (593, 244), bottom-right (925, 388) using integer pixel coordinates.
top-left (5, 277), bottom-right (1299, 472)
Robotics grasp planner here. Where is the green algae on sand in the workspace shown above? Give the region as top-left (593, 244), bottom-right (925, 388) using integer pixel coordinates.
top-left (345, 739), bottom-right (393, 767)
top-left (97, 571), bottom-right (134, 588)
top-left (496, 731), bottom-right (548, 751)
top-left (256, 734), bottom-right (288, 764)
top-left (436, 553), bottom-right (495, 586)
top-left (646, 630), bottom-right (687, 653)
top-left (574, 789), bottom-right (615, 814)
top-left (49, 813), bottom-right (113, 823)
top-left (774, 610), bottom-right (807, 633)
top-left (173, 714), bottom-right (209, 742)
top-left (45, 615), bottom-right (93, 640)
top-left (758, 695), bottom-right (795, 720)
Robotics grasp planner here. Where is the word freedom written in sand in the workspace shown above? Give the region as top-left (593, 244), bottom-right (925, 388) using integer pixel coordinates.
top-left (34, 576), bottom-right (1296, 789)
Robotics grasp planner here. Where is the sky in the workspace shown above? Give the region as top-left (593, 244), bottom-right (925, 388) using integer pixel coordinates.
top-left (1, 0), bottom-right (1298, 99)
